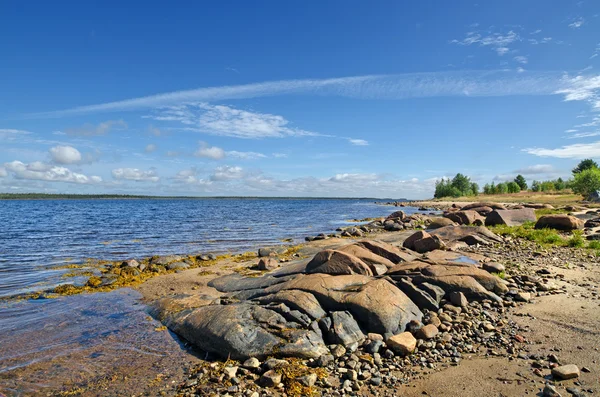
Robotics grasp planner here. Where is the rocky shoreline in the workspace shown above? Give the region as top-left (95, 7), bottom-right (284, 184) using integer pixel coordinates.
top-left (140, 201), bottom-right (600, 397)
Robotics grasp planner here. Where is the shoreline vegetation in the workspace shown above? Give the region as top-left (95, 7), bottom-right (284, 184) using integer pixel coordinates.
top-left (0, 193), bottom-right (408, 200)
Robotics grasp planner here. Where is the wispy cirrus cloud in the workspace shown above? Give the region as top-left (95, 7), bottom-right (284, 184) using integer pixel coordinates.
top-left (569, 17), bottom-right (585, 29)
top-left (149, 103), bottom-right (321, 139)
top-left (194, 142), bottom-right (266, 160)
top-left (64, 119), bottom-right (128, 136)
top-left (524, 141), bottom-right (600, 158)
top-left (451, 30), bottom-right (519, 56)
top-left (26, 71), bottom-right (575, 119)
top-left (348, 138), bottom-right (369, 146)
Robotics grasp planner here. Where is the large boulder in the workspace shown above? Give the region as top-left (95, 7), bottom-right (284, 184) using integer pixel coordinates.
top-left (413, 235), bottom-right (446, 253)
top-left (427, 217), bottom-right (456, 229)
top-left (354, 240), bottom-right (416, 263)
top-left (461, 202), bottom-right (506, 211)
top-left (466, 206), bottom-right (494, 216)
top-left (152, 302), bottom-right (328, 360)
top-left (386, 211), bottom-right (405, 221)
top-left (535, 215), bottom-right (584, 231)
top-left (264, 274), bottom-right (422, 336)
top-left (337, 244), bottom-right (395, 274)
top-left (306, 250), bottom-right (373, 276)
top-left (429, 225), bottom-right (503, 245)
top-left (403, 230), bottom-right (431, 250)
top-left (444, 210), bottom-right (485, 226)
top-left (485, 208), bottom-right (537, 227)
top-left (256, 289), bottom-right (327, 320)
top-left (323, 311), bottom-right (365, 346)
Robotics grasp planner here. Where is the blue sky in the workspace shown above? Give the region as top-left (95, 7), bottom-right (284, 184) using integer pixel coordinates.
top-left (1, 1), bottom-right (599, 198)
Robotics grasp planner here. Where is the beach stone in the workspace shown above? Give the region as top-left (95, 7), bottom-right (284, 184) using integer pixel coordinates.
top-left (257, 257), bottom-right (279, 271)
top-left (415, 324), bottom-right (439, 340)
top-left (86, 276), bottom-right (102, 287)
top-left (259, 370), bottom-right (282, 387)
top-left (298, 373), bottom-right (317, 387)
top-left (167, 261), bottom-right (189, 270)
top-left (403, 231), bottom-right (430, 250)
top-left (552, 364), bottom-right (580, 380)
top-left (485, 208), bottom-right (537, 227)
top-left (536, 215), bottom-right (584, 231)
top-left (242, 357), bottom-right (261, 369)
top-left (413, 235), bottom-right (446, 253)
top-left (427, 217), bottom-right (456, 229)
top-left (386, 332), bottom-right (417, 356)
top-left (329, 344), bottom-right (346, 358)
top-left (258, 248), bottom-right (277, 257)
top-left (305, 249), bottom-right (373, 276)
top-left (315, 353), bottom-right (334, 367)
top-left (150, 255), bottom-right (181, 266)
top-left (516, 292), bottom-right (531, 302)
top-left (121, 259), bottom-right (140, 268)
top-left (384, 222), bottom-right (404, 231)
top-left (326, 311), bottom-right (365, 347)
top-left (449, 291), bottom-right (469, 307)
top-left (483, 262), bottom-right (505, 274)
top-left (386, 211), bottom-right (405, 221)
top-left (444, 210), bottom-right (485, 226)
top-left (223, 366), bottom-right (238, 379)
top-left (543, 384), bottom-right (562, 397)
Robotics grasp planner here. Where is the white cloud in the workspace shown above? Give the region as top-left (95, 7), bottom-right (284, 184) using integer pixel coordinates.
top-left (210, 165), bottom-right (245, 181)
top-left (348, 139), bottom-right (369, 146)
top-left (28, 71), bottom-right (573, 118)
top-left (0, 129), bottom-right (32, 142)
top-left (151, 103), bottom-right (320, 139)
top-left (0, 167), bottom-right (7, 177)
top-left (513, 164), bottom-right (556, 174)
top-left (227, 151), bottom-right (267, 160)
top-left (145, 144), bottom-right (157, 153)
top-left (530, 29), bottom-right (542, 35)
top-left (172, 168), bottom-right (212, 186)
top-left (555, 74), bottom-right (600, 101)
top-left (3, 161), bottom-right (102, 184)
top-left (528, 37), bottom-right (553, 45)
top-left (65, 120), bottom-right (128, 136)
top-left (329, 173), bottom-right (381, 183)
top-left (569, 17), bottom-right (585, 29)
top-left (194, 142), bottom-right (226, 159)
top-left (49, 145), bottom-right (82, 164)
top-left (451, 30), bottom-right (519, 55)
top-left (569, 131), bottom-right (600, 139)
top-left (514, 56), bottom-right (528, 64)
top-left (565, 129), bottom-right (578, 133)
top-left (524, 141), bottom-right (600, 158)
top-left (272, 153), bottom-right (288, 158)
top-left (111, 168), bottom-right (159, 182)
top-left (517, 67), bottom-right (526, 73)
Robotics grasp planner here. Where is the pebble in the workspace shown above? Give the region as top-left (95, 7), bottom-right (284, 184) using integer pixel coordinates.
top-left (552, 364), bottom-right (580, 380)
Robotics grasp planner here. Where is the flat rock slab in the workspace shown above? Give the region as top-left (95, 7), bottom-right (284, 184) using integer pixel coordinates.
top-left (208, 273), bottom-right (295, 292)
top-left (429, 225), bottom-right (503, 244)
top-left (153, 302), bottom-right (328, 360)
top-left (551, 364), bottom-right (580, 380)
top-left (485, 208), bottom-right (536, 227)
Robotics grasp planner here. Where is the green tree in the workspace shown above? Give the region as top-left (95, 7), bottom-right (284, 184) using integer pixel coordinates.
top-left (571, 168), bottom-right (600, 198)
top-left (434, 178), bottom-right (461, 198)
top-left (471, 182), bottom-right (479, 196)
top-left (451, 173), bottom-right (472, 195)
top-left (483, 183), bottom-right (493, 195)
top-left (553, 177), bottom-right (566, 191)
top-left (507, 181), bottom-right (521, 193)
top-left (531, 180), bottom-right (541, 192)
top-left (514, 174), bottom-right (527, 190)
top-left (572, 159), bottom-right (598, 175)
top-left (496, 182), bottom-right (508, 194)
top-left (540, 181), bottom-right (555, 192)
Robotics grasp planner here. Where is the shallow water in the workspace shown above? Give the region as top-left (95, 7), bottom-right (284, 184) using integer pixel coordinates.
top-left (0, 198), bottom-right (411, 298)
top-left (0, 198), bottom-right (417, 395)
top-left (0, 289), bottom-right (197, 396)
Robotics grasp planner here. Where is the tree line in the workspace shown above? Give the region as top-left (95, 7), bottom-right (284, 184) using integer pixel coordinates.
top-left (434, 159), bottom-right (600, 199)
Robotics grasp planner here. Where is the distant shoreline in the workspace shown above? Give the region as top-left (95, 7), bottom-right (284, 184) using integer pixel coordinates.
top-left (0, 193), bottom-right (409, 201)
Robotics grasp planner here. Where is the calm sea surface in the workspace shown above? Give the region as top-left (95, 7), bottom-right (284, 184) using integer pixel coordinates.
top-left (0, 198), bottom-right (417, 395)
